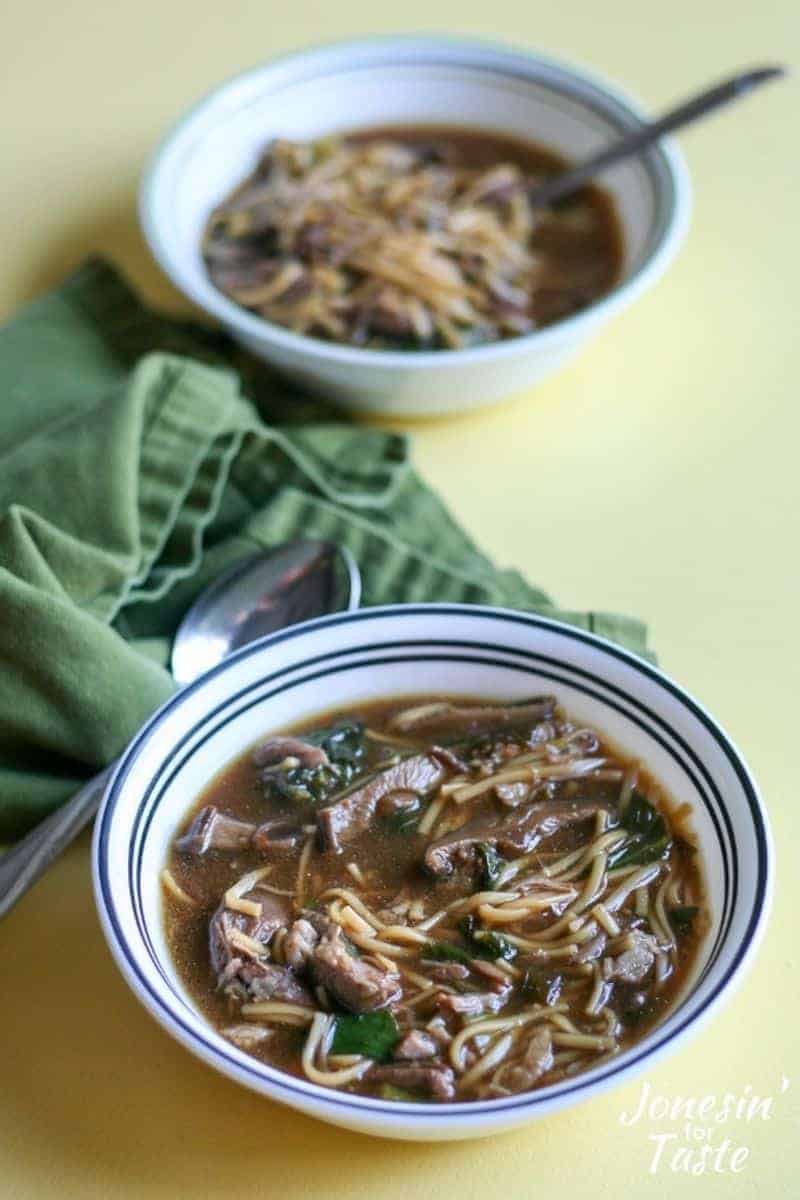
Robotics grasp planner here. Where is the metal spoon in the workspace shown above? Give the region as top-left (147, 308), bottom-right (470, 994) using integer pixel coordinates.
top-left (0, 540), bottom-right (361, 918)
top-left (528, 65), bottom-right (787, 209)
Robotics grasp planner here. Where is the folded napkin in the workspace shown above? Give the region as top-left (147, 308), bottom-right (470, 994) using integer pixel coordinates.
top-left (0, 259), bottom-right (651, 840)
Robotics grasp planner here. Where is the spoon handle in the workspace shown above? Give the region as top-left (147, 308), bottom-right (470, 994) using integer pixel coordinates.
top-left (529, 65), bottom-right (787, 208)
top-left (0, 764), bottom-right (112, 919)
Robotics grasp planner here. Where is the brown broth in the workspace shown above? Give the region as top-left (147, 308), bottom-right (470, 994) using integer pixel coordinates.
top-left (202, 127), bottom-right (623, 349)
top-left (352, 124), bottom-right (624, 326)
top-left (164, 696), bottom-right (706, 1103)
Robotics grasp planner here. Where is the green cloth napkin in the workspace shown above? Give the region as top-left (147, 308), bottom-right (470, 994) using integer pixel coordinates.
top-left (0, 258), bottom-right (650, 840)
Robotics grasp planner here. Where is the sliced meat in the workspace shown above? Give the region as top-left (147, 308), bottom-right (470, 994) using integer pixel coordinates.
top-left (421, 961), bottom-right (470, 984)
top-left (430, 744), bottom-right (470, 773)
top-left (238, 961), bottom-right (313, 1005)
top-left (253, 735), bottom-right (329, 769)
top-left (176, 806), bottom-right (256, 856)
top-left (388, 696), bottom-right (556, 736)
top-left (500, 1029), bottom-right (553, 1091)
top-left (317, 754), bottom-right (445, 851)
top-left (252, 818), bottom-right (303, 854)
top-left (605, 931), bottom-right (658, 983)
top-left (494, 781), bottom-right (531, 807)
top-left (572, 931), bottom-right (608, 964)
top-left (376, 790), bottom-right (420, 820)
top-left (283, 918), bottom-right (320, 971)
top-left (393, 1030), bottom-right (438, 1061)
top-left (209, 891), bottom-right (297, 999)
top-left (309, 926), bottom-right (401, 1012)
top-left (222, 1024), bottom-right (273, 1049)
top-left (368, 1063), bottom-right (455, 1101)
top-left (424, 797), bottom-right (610, 877)
top-left (435, 990), bottom-right (509, 1017)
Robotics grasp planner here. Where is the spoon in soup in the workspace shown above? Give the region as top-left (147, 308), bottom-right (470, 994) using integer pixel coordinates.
top-left (527, 65), bottom-right (787, 209)
top-left (0, 540), bottom-right (361, 918)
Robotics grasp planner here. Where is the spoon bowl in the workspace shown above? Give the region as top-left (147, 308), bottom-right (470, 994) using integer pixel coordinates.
top-left (0, 539), bottom-right (361, 918)
top-left (171, 541), bottom-right (360, 686)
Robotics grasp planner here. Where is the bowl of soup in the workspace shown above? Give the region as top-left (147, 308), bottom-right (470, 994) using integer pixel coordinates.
top-left (93, 605), bottom-right (770, 1140)
top-left (140, 37), bottom-right (690, 415)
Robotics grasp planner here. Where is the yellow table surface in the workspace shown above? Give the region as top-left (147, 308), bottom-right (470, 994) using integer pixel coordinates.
top-left (1, 2), bottom-right (798, 1196)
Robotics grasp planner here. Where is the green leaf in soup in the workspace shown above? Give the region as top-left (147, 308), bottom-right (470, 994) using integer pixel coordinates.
top-left (425, 941), bottom-right (473, 966)
top-left (266, 719), bottom-right (368, 807)
top-left (330, 1011), bottom-right (399, 1061)
top-left (315, 719), bottom-right (367, 770)
top-left (520, 967), bottom-right (563, 1006)
top-left (621, 792), bottom-right (666, 839)
top-left (609, 834), bottom-right (671, 869)
top-left (476, 842), bottom-right (506, 890)
top-left (611, 793), bottom-right (671, 867)
top-left (378, 1083), bottom-right (424, 1102)
top-left (457, 917), bottom-right (518, 963)
top-left (669, 905), bottom-right (699, 934)
top-left (470, 930), bottom-right (518, 963)
top-left (386, 810), bottom-right (420, 834)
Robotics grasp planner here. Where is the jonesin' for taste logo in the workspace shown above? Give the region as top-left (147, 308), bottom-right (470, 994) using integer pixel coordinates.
top-left (619, 1076), bottom-right (791, 1175)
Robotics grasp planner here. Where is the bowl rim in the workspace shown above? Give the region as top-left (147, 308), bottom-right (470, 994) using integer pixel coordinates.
top-left (140, 33), bottom-right (692, 371)
top-left (93, 603), bottom-right (771, 1131)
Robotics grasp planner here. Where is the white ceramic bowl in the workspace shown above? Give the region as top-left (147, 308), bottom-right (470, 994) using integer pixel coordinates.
top-left (140, 36), bottom-right (690, 417)
top-left (94, 605), bottom-right (770, 1141)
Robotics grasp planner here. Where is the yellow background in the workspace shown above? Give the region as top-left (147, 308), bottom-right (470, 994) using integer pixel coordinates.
top-left (1, 2), bottom-right (798, 1197)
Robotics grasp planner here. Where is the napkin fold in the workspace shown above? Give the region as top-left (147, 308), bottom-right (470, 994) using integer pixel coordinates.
top-left (0, 259), bottom-right (651, 839)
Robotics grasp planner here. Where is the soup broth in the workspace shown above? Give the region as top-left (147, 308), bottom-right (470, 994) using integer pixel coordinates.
top-left (164, 694), bottom-right (706, 1104)
top-left (202, 127), bottom-right (623, 351)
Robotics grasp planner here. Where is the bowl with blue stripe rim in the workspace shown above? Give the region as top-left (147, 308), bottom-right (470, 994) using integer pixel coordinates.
top-left (92, 604), bottom-right (771, 1140)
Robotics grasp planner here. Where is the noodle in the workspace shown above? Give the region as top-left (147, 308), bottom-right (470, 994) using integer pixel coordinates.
top-left (302, 1014), bottom-right (373, 1087)
top-left (165, 690), bottom-right (707, 1105)
top-left (161, 868), bottom-right (195, 906)
top-left (458, 1033), bottom-right (515, 1091)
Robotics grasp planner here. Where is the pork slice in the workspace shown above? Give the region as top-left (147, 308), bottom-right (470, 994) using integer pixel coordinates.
top-left (309, 927), bottom-right (401, 1012)
top-left (499, 1029), bottom-right (553, 1092)
top-left (176, 806), bottom-right (256, 856)
top-left (283, 918), bottom-right (320, 971)
top-left (606, 931), bottom-right (658, 983)
top-left (368, 1063), bottom-right (455, 1101)
top-left (424, 797), bottom-right (609, 877)
top-left (222, 1024), bottom-right (273, 1049)
top-left (253, 735), bottom-right (329, 769)
top-left (388, 696), bottom-right (557, 736)
top-left (239, 962), bottom-right (313, 1005)
top-left (251, 818), bottom-right (304, 854)
top-left (421, 961), bottom-right (470, 984)
top-left (435, 990), bottom-right (509, 1017)
top-left (393, 1030), bottom-right (439, 1061)
top-left (209, 891), bottom-right (296, 998)
top-left (317, 754), bottom-right (445, 851)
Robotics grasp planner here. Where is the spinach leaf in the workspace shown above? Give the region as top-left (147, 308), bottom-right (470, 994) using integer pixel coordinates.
top-left (378, 1083), bottom-right (423, 1102)
top-left (265, 719), bottom-right (367, 807)
top-left (313, 720), bottom-right (367, 771)
top-left (610, 792), bottom-right (671, 867)
top-left (476, 842), bottom-right (505, 890)
top-left (609, 834), bottom-right (671, 869)
top-left (330, 1011), bottom-right (399, 1061)
top-left (669, 905), bottom-right (699, 933)
top-left (458, 917), bottom-right (518, 963)
top-left (470, 930), bottom-right (518, 963)
top-left (425, 941), bottom-right (473, 965)
top-left (520, 968), bottom-right (563, 1006)
top-left (386, 808), bottom-right (420, 834)
top-left (621, 791), bottom-right (666, 837)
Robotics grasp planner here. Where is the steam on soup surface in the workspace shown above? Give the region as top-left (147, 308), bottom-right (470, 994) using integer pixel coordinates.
top-left (163, 695), bottom-right (706, 1103)
top-left (202, 128), bottom-right (622, 351)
